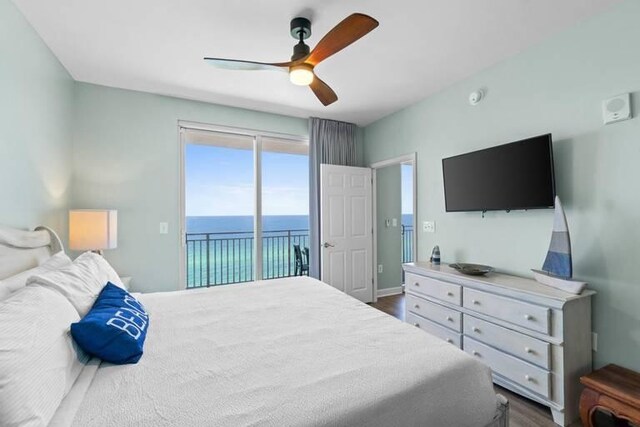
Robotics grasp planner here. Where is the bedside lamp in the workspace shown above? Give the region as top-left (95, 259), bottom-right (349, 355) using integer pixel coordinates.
top-left (69, 209), bottom-right (118, 255)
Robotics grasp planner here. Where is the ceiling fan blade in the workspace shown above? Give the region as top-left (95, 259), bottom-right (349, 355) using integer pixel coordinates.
top-left (204, 58), bottom-right (291, 71)
top-left (305, 13), bottom-right (379, 66)
top-left (310, 74), bottom-right (338, 106)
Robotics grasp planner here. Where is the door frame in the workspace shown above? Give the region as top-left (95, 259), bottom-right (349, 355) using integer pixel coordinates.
top-left (177, 120), bottom-right (308, 290)
top-left (370, 153), bottom-right (417, 302)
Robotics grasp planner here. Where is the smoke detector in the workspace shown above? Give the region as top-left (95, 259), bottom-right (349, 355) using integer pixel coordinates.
top-left (469, 89), bottom-right (484, 106)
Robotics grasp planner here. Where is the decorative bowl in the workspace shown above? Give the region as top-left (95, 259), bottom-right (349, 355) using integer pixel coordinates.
top-left (449, 263), bottom-right (494, 276)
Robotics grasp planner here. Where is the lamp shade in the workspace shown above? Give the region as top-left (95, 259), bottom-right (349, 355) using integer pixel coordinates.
top-left (69, 210), bottom-right (118, 251)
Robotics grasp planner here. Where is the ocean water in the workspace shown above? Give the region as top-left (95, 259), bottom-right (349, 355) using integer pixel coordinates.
top-left (186, 215), bottom-right (310, 287)
top-left (187, 215), bottom-right (309, 234)
top-left (185, 214), bottom-right (413, 288)
top-left (187, 214), bottom-right (412, 233)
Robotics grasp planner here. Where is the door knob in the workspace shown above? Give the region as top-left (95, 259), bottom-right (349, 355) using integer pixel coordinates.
top-left (322, 242), bottom-right (335, 248)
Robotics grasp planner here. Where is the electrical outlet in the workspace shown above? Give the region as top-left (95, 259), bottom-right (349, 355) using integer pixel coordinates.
top-left (378, 264), bottom-right (383, 274)
top-left (159, 222), bottom-right (169, 234)
top-left (423, 221), bottom-right (435, 233)
top-left (592, 332), bottom-right (598, 352)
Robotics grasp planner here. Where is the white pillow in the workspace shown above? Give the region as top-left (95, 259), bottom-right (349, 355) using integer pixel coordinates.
top-left (0, 286), bottom-right (88, 426)
top-left (27, 252), bottom-right (124, 317)
top-left (0, 251), bottom-right (72, 299)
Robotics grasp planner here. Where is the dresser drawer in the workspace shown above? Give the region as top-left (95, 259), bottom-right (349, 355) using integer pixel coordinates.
top-left (463, 288), bottom-right (550, 334)
top-left (463, 314), bottom-right (550, 369)
top-left (464, 337), bottom-right (551, 399)
top-left (407, 312), bottom-right (461, 348)
top-left (405, 273), bottom-right (461, 306)
top-left (407, 293), bottom-right (462, 332)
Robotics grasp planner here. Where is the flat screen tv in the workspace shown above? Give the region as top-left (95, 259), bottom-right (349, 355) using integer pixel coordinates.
top-left (442, 134), bottom-right (556, 212)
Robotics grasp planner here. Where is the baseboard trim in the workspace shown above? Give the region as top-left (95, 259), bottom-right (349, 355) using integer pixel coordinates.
top-left (377, 286), bottom-right (404, 298)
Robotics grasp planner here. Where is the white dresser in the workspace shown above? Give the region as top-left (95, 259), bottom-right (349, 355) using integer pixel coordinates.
top-left (403, 262), bottom-right (595, 426)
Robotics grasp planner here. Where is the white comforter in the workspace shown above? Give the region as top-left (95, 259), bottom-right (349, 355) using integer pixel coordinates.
top-left (68, 277), bottom-right (498, 427)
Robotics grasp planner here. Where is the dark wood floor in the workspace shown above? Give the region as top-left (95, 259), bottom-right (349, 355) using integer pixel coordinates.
top-left (371, 292), bottom-right (406, 321)
top-left (370, 293), bottom-right (580, 427)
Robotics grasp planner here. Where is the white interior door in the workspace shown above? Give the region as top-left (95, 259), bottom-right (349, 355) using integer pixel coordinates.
top-left (320, 164), bottom-right (373, 303)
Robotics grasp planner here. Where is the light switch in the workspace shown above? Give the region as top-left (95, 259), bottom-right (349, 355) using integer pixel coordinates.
top-left (392, 218), bottom-right (397, 227)
top-left (378, 264), bottom-right (383, 273)
top-left (159, 222), bottom-right (169, 234)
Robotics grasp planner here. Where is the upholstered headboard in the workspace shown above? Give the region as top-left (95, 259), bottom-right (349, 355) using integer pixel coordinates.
top-left (0, 225), bottom-right (64, 280)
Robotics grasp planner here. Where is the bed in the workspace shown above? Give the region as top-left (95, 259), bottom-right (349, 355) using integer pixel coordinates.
top-left (0, 226), bottom-right (508, 427)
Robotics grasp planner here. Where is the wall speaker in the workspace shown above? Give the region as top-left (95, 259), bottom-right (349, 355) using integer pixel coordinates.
top-left (602, 93), bottom-right (631, 125)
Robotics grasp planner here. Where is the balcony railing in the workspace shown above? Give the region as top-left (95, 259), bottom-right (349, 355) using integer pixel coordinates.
top-left (187, 226), bottom-right (415, 288)
top-left (186, 229), bottom-right (309, 288)
top-left (401, 224), bottom-right (414, 263)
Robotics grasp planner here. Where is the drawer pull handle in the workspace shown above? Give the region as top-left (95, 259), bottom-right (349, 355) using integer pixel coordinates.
top-left (414, 282), bottom-right (420, 287)
top-left (446, 316), bottom-right (454, 322)
top-left (525, 375), bottom-right (534, 382)
top-left (414, 304), bottom-right (420, 309)
top-left (472, 351), bottom-right (480, 357)
top-left (472, 327), bottom-right (480, 333)
top-left (524, 314), bottom-right (533, 321)
top-left (472, 300), bottom-right (480, 305)
top-left (525, 347), bottom-right (534, 354)
top-left (446, 339), bottom-right (453, 344)
top-left (413, 323), bottom-right (420, 328)
top-left (447, 291), bottom-right (454, 297)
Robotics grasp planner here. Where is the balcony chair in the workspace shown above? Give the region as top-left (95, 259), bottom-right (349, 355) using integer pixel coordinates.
top-left (293, 244), bottom-right (309, 276)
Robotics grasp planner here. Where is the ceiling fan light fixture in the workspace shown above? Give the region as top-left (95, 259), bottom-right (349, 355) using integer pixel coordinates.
top-left (204, 13), bottom-right (378, 104)
top-left (289, 64), bottom-right (314, 86)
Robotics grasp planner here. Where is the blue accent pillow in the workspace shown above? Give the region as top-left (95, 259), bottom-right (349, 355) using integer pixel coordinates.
top-left (71, 282), bottom-right (149, 364)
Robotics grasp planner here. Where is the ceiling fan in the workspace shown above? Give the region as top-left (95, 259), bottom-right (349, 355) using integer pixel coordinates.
top-left (204, 13), bottom-right (379, 106)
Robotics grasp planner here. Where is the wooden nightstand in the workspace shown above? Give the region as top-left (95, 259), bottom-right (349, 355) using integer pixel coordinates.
top-left (580, 364), bottom-right (640, 426)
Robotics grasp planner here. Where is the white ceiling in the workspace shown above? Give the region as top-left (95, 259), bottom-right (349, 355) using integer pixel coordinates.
top-left (14, 0), bottom-right (621, 126)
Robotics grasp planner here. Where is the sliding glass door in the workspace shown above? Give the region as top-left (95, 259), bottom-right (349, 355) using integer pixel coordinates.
top-left (261, 137), bottom-right (310, 279)
top-left (180, 125), bottom-right (308, 289)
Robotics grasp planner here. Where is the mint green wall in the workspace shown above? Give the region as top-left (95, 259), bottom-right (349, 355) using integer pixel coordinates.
top-left (0, 0), bottom-right (74, 238)
top-left (3, 0), bottom-right (364, 293)
top-left (71, 83), bottom-right (309, 292)
top-left (376, 165), bottom-right (402, 290)
top-left (363, 0), bottom-right (640, 371)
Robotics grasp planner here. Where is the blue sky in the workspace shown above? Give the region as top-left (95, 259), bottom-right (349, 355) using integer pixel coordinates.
top-left (186, 143), bottom-right (413, 217)
top-left (185, 144), bottom-right (309, 216)
top-left (401, 164), bottom-right (413, 215)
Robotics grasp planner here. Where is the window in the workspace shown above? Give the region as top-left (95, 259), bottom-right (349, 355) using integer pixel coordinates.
top-left (180, 124), bottom-right (308, 288)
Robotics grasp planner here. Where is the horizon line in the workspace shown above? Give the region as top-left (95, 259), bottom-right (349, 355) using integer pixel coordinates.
top-left (186, 213), bottom-right (415, 217)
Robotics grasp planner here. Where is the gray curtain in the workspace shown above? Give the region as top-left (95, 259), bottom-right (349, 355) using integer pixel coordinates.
top-left (309, 117), bottom-right (358, 279)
